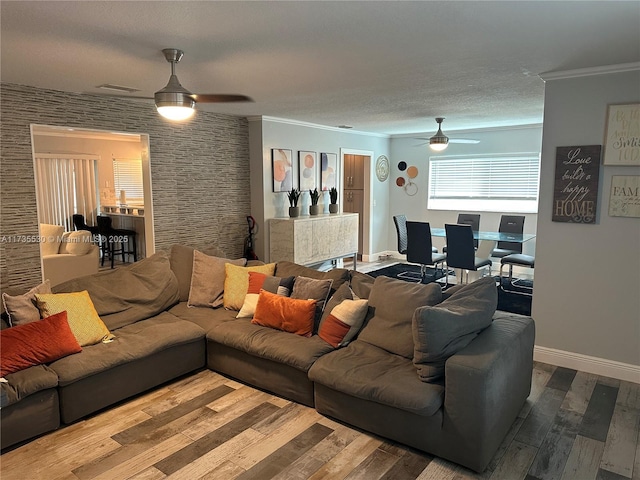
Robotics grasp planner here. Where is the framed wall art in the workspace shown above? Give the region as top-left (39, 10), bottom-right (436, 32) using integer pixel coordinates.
top-left (320, 152), bottom-right (338, 191)
top-left (552, 145), bottom-right (601, 224)
top-left (298, 150), bottom-right (317, 191)
top-left (272, 148), bottom-right (294, 192)
top-left (603, 103), bottom-right (640, 166)
top-left (609, 175), bottom-right (640, 218)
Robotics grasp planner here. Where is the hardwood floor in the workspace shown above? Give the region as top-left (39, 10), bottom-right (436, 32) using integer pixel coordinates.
top-left (2, 363), bottom-right (638, 480)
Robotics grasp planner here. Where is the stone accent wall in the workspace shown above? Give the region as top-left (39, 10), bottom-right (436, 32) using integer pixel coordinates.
top-left (1, 83), bottom-right (250, 294)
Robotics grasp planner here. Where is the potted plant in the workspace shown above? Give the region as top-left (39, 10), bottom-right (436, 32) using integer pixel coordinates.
top-left (329, 187), bottom-right (339, 214)
top-left (309, 188), bottom-right (322, 215)
top-left (287, 188), bottom-right (301, 217)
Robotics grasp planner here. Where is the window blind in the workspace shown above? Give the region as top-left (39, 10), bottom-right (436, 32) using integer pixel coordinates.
top-left (429, 154), bottom-right (540, 201)
top-left (113, 158), bottom-right (143, 204)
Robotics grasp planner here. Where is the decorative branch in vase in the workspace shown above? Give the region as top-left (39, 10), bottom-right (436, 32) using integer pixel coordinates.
top-left (287, 188), bottom-right (301, 217)
top-left (309, 188), bottom-right (322, 215)
top-left (329, 187), bottom-right (339, 213)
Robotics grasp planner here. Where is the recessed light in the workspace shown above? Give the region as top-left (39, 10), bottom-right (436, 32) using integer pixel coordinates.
top-left (97, 84), bottom-right (140, 94)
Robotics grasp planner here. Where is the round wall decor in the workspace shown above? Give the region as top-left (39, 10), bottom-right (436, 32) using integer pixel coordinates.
top-left (375, 155), bottom-right (390, 182)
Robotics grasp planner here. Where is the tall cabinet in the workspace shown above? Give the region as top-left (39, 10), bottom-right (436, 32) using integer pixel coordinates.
top-left (343, 154), bottom-right (365, 257)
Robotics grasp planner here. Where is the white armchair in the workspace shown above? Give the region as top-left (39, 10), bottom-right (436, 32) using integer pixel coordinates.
top-left (40, 224), bottom-right (99, 286)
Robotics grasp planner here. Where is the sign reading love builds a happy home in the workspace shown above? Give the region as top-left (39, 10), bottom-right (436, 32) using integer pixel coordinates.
top-left (553, 145), bottom-right (601, 224)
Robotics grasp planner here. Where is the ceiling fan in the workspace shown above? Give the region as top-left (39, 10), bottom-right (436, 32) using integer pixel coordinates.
top-left (153, 48), bottom-right (252, 121)
top-left (415, 118), bottom-right (480, 151)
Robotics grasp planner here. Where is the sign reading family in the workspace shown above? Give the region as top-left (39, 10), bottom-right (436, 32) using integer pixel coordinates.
top-left (604, 103), bottom-right (640, 166)
top-left (552, 145), bottom-right (601, 224)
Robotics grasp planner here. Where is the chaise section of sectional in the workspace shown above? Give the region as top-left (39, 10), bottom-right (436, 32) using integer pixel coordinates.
top-left (48, 311), bottom-right (206, 424)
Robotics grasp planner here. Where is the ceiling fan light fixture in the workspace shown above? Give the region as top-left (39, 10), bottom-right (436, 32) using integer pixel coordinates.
top-left (155, 89), bottom-right (196, 121)
top-left (429, 117), bottom-right (449, 151)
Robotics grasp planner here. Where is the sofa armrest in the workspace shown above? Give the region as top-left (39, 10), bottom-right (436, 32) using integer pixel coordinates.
top-left (42, 245), bottom-right (99, 287)
top-left (442, 313), bottom-right (535, 471)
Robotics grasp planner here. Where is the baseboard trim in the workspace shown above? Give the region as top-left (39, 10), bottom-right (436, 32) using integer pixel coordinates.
top-left (534, 346), bottom-right (640, 384)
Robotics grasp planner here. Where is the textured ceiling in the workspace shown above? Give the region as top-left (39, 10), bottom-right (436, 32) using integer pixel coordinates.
top-left (2, 1), bottom-right (639, 135)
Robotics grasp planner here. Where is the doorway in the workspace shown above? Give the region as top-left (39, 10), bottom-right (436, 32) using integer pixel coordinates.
top-left (340, 148), bottom-right (372, 260)
top-left (30, 125), bottom-right (155, 279)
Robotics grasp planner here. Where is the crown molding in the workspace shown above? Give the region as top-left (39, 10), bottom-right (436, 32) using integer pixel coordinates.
top-left (539, 62), bottom-right (640, 81)
top-left (247, 115), bottom-right (389, 138)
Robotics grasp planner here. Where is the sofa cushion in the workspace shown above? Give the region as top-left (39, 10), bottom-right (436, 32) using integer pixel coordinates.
top-left (40, 223), bottom-right (64, 256)
top-left (223, 263), bottom-right (276, 310)
top-left (188, 250), bottom-right (246, 308)
top-left (49, 312), bottom-right (205, 387)
top-left (35, 291), bottom-right (113, 346)
top-left (236, 272), bottom-right (295, 318)
top-left (0, 311), bottom-right (82, 376)
top-left (252, 290), bottom-right (317, 337)
top-left (170, 244), bottom-right (229, 302)
top-left (308, 341), bottom-right (444, 417)
top-left (275, 261), bottom-right (349, 295)
top-left (208, 319), bottom-right (334, 372)
top-left (357, 276), bottom-right (442, 359)
top-left (349, 270), bottom-right (375, 299)
top-left (168, 302), bottom-right (239, 331)
top-left (54, 252), bottom-right (180, 331)
top-left (0, 365), bottom-right (58, 408)
top-left (59, 230), bottom-right (92, 255)
top-left (413, 277), bottom-right (497, 382)
top-left (2, 280), bottom-right (51, 327)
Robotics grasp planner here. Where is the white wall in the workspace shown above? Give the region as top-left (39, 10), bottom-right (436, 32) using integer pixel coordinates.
top-left (249, 117), bottom-right (390, 261)
top-left (534, 68), bottom-right (640, 368)
top-left (388, 126), bottom-right (543, 254)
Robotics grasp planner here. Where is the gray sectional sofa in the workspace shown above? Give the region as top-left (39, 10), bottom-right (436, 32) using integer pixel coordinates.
top-left (0, 244), bottom-right (535, 473)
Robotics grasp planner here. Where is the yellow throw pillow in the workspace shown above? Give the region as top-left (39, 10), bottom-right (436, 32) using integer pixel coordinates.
top-left (223, 263), bottom-right (276, 310)
top-left (35, 291), bottom-right (113, 346)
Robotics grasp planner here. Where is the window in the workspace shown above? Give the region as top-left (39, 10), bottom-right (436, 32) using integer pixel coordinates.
top-left (428, 153), bottom-right (540, 213)
top-left (113, 158), bottom-right (144, 205)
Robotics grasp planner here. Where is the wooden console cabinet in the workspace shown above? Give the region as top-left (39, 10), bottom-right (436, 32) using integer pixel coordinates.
top-left (269, 213), bottom-right (359, 268)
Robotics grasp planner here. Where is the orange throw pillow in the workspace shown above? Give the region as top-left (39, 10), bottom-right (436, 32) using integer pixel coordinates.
top-left (0, 311), bottom-right (82, 376)
top-left (251, 290), bottom-right (316, 337)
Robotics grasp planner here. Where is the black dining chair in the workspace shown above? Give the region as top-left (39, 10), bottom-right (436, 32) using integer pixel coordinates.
top-left (443, 213), bottom-right (480, 252)
top-left (399, 221), bottom-right (447, 282)
top-left (491, 215), bottom-right (525, 258)
top-left (394, 215), bottom-right (438, 256)
top-left (444, 223), bottom-right (492, 286)
top-left (500, 253), bottom-right (535, 295)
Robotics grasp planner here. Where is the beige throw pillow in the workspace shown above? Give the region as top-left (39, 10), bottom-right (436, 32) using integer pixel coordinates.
top-left (39, 224), bottom-right (64, 256)
top-left (188, 250), bottom-right (247, 308)
top-left (59, 230), bottom-right (93, 255)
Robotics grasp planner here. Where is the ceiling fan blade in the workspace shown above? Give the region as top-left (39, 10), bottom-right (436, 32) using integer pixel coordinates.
top-left (449, 138), bottom-right (480, 144)
top-left (83, 92), bottom-right (153, 100)
top-left (191, 94), bottom-right (253, 103)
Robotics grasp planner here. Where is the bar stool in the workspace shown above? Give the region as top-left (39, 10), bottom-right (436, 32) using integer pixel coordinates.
top-left (500, 253), bottom-right (534, 294)
top-left (96, 216), bottom-right (138, 268)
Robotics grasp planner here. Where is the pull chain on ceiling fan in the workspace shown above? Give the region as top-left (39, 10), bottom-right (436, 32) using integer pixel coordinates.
top-left (154, 48), bottom-right (252, 121)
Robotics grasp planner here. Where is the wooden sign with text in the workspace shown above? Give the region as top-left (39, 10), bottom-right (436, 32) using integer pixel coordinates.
top-left (553, 145), bottom-right (601, 224)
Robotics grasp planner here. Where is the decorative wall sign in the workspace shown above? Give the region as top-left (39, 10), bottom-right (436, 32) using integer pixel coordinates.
top-left (272, 148), bottom-right (294, 192)
top-left (604, 103), bottom-right (640, 165)
top-left (298, 151), bottom-right (317, 191)
top-left (320, 152), bottom-right (337, 190)
top-left (552, 145), bottom-right (601, 224)
top-left (609, 175), bottom-right (640, 218)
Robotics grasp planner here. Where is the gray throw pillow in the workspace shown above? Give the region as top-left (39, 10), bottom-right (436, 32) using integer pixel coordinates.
top-left (2, 280), bottom-right (52, 326)
top-left (357, 276), bottom-right (442, 359)
top-left (188, 250), bottom-right (247, 308)
top-left (291, 276), bottom-right (333, 328)
top-left (412, 276), bottom-right (498, 382)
